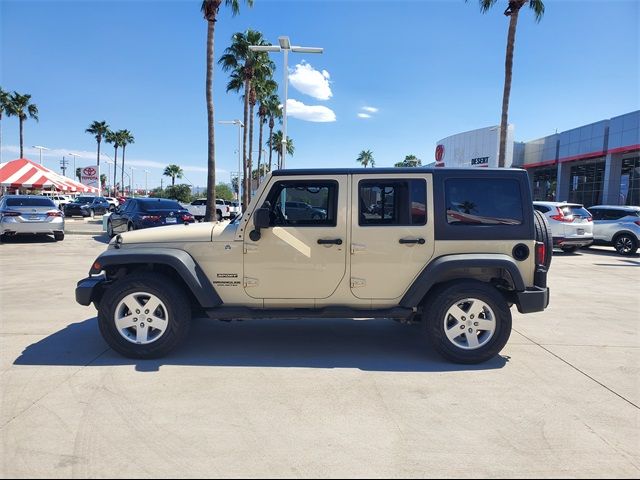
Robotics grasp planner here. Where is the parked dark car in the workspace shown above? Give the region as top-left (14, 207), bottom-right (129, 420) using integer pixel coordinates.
top-left (63, 196), bottom-right (110, 218)
top-left (107, 198), bottom-right (195, 236)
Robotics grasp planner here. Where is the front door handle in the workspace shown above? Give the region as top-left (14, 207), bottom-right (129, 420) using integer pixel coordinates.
top-left (399, 238), bottom-right (426, 245)
top-left (317, 238), bottom-right (343, 245)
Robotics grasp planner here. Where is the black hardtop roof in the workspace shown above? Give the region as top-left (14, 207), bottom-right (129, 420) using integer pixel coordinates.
top-left (271, 167), bottom-right (527, 176)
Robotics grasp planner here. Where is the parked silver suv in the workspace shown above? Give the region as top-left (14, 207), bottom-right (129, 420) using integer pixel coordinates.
top-left (587, 205), bottom-right (640, 255)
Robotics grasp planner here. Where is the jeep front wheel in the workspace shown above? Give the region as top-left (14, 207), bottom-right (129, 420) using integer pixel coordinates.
top-left (423, 280), bottom-right (512, 364)
top-left (98, 273), bottom-right (191, 358)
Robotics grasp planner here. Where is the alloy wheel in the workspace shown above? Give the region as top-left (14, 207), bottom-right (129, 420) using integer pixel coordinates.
top-left (443, 298), bottom-right (496, 350)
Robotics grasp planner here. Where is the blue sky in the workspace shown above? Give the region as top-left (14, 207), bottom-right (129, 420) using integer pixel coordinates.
top-left (1, 0), bottom-right (638, 190)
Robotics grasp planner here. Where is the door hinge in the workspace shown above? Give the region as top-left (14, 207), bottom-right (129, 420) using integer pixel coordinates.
top-left (351, 243), bottom-right (366, 254)
top-left (244, 277), bottom-right (259, 287)
top-left (350, 277), bottom-right (366, 288)
top-left (244, 244), bottom-right (258, 254)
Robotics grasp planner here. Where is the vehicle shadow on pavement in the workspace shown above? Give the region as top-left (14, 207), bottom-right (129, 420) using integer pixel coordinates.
top-left (0, 235), bottom-right (57, 244)
top-left (92, 235), bottom-right (110, 244)
top-left (13, 317), bottom-right (508, 373)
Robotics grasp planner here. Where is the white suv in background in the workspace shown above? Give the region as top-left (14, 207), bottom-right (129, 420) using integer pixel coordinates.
top-left (533, 201), bottom-right (594, 252)
top-left (587, 205), bottom-right (640, 255)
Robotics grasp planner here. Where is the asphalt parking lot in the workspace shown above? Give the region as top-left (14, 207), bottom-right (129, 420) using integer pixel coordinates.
top-left (1, 235), bottom-right (638, 478)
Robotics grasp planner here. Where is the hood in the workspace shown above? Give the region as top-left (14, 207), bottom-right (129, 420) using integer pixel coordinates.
top-left (112, 221), bottom-right (237, 245)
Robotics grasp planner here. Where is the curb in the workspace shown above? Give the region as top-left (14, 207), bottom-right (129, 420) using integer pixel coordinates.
top-left (66, 230), bottom-right (106, 236)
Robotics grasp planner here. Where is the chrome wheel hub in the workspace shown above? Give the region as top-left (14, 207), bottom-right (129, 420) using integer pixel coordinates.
top-left (443, 298), bottom-right (496, 350)
top-left (115, 292), bottom-right (169, 345)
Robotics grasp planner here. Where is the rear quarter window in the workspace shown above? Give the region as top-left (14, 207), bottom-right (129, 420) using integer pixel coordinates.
top-left (445, 179), bottom-right (523, 225)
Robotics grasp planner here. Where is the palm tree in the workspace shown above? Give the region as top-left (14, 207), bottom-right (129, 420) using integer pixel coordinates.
top-left (5, 92), bottom-right (38, 158)
top-left (394, 154), bottom-right (422, 168)
top-left (356, 150), bottom-right (375, 168)
top-left (470, 0), bottom-right (545, 167)
top-left (265, 94), bottom-right (282, 171)
top-left (254, 76), bottom-right (277, 186)
top-left (0, 87), bottom-right (9, 162)
top-left (270, 130), bottom-right (294, 170)
top-left (163, 164), bottom-right (184, 187)
top-left (219, 29), bottom-right (274, 208)
top-left (85, 121), bottom-right (109, 193)
top-left (202, 0), bottom-right (254, 222)
top-left (118, 130), bottom-right (135, 195)
top-left (105, 130), bottom-right (121, 193)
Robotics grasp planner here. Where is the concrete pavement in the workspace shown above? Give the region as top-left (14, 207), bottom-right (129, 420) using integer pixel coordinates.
top-left (1, 236), bottom-right (638, 478)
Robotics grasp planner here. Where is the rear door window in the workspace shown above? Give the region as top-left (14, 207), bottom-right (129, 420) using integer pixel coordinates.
top-left (358, 179), bottom-right (427, 226)
top-left (445, 179), bottom-right (523, 225)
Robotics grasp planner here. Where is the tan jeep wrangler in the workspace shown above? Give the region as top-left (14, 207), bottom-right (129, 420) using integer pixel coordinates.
top-left (76, 168), bottom-right (552, 364)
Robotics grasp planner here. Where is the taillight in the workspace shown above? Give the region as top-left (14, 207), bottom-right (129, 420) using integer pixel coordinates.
top-left (536, 242), bottom-right (546, 266)
top-left (550, 207), bottom-right (574, 222)
top-left (141, 215), bottom-right (161, 221)
top-left (181, 214), bottom-right (193, 222)
top-left (2, 211), bottom-right (21, 217)
top-left (586, 217), bottom-right (593, 222)
top-left (635, 220), bottom-right (640, 226)
top-left (47, 210), bottom-right (63, 217)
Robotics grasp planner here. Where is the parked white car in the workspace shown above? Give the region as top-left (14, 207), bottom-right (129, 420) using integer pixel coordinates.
top-left (533, 201), bottom-right (594, 252)
top-left (50, 195), bottom-right (72, 210)
top-left (587, 205), bottom-right (640, 255)
top-left (104, 197), bottom-right (119, 211)
top-left (184, 198), bottom-right (230, 222)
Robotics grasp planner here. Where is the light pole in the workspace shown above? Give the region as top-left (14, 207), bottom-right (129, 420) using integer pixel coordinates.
top-left (130, 166), bottom-right (135, 196)
top-left (32, 145), bottom-right (50, 165)
top-left (68, 152), bottom-right (81, 181)
top-left (100, 153), bottom-right (113, 195)
top-left (144, 169), bottom-right (149, 196)
top-left (219, 120), bottom-right (244, 201)
top-left (249, 37), bottom-right (323, 169)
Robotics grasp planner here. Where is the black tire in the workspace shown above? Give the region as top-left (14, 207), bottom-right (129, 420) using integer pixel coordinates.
top-left (127, 222), bottom-right (134, 231)
top-left (613, 233), bottom-right (638, 256)
top-left (98, 273), bottom-right (192, 359)
top-left (90, 209), bottom-right (95, 219)
top-left (561, 246), bottom-right (578, 253)
top-left (107, 220), bottom-right (114, 238)
top-left (422, 280), bottom-right (512, 364)
top-left (216, 211), bottom-right (222, 222)
top-left (54, 232), bottom-right (64, 241)
top-left (533, 210), bottom-right (553, 268)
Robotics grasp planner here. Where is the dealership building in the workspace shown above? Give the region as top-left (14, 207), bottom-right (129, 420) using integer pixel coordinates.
top-left (434, 110), bottom-right (640, 206)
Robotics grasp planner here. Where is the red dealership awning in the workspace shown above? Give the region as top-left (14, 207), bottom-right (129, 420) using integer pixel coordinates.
top-left (0, 158), bottom-right (98, 193)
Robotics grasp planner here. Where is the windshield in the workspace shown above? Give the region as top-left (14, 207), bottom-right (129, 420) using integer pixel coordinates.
top-left (139, 199), bottom-right (183, 211)
top-left (5, 197), bottom-right (55, 207)
top-left (75, 196), bottom-right (95, 204)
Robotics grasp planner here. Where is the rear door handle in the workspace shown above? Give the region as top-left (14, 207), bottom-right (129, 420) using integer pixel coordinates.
top-left (317, 238), bottom-right (343, 245)
top-left (399, 238), bottom-right (426, 245)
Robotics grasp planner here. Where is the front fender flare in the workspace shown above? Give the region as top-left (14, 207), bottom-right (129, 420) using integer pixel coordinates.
top-left (90, 248), bottom-right (222, 308)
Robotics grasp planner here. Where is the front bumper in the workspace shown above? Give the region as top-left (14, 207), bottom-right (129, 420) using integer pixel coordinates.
top-left (76, 275), bottom-right (107, 307)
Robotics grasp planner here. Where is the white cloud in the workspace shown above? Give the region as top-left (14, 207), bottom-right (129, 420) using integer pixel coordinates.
top-left (286, 99), bottom-right (336, 123)
top-left (362, 106), bottom-right (378, 113)
top-left (289, 62), bottom-right (333, 100)
top-left (357, 113), bottom-right (372, 119)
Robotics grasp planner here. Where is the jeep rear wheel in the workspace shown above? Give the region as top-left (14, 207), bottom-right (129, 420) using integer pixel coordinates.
top-left (422, 280), bottom-right (512, 364)
top-left (98, 273), bottom-right (191, 358)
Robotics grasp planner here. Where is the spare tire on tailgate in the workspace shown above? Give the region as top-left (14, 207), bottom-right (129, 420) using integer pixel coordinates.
top-left (534, 210), bottom-right (553, 268)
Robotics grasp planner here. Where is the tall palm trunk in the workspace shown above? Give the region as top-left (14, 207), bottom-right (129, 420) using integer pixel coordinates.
top-left (498, 7), bottom-right (521, 168)
top-left (242, 78), bottom-right (250, 210)
top-left (204, 17), bottom-right (217, 222)
top-left (96, 139), bottom-right (101, 194)
top-left (248, 98), bottom-right (255, 196)
top-left (0, 112), bottom-right (3, 163)
top-left (120, 146), bottom-right (126, 194)
top-left (268, 118), bottom-right (274, 171)
top-left (257, 115), bottom-right (264, 182)
top-left (172, 175), bottom-right (176, 187)
top-left (113, 146), bottom-right (119, 194)
top-left (19, 117), bottom-right (24, 158)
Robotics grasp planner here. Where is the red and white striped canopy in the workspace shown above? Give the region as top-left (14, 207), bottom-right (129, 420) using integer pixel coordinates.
top-left (0, 158), bottom-right (98, 193)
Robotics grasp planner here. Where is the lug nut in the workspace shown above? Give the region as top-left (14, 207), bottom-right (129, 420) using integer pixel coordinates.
top-left (133, 317), bottom-right (138, 321)
top-left (145, 310), bottom-right (149, 314)
top-left (474, 322), bottom-right (479, 326)
top-left (461, 316), bottom-right (466, 321)
top-left (460, 325), bottom-right (465, 329)
top-left (148, 318), bottom-right (153, 323)
top-left (468, 328), bottom-right (473, 333)
top-left (136, 309), bottom-right (140, 314)
top-left (140, 323), bottom-right (145, 328)
top-left (470, 314), bottom-right (475, 319)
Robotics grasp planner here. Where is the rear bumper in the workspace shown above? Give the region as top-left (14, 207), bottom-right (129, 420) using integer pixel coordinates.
top-left (76, 275), bottom-right (106, 307)
top-left (1, 218), bottom-right (64, 235)
top-left (553, 236), bottom-right (593, 247)
top-left (515, 286), bottom-right (550, 314)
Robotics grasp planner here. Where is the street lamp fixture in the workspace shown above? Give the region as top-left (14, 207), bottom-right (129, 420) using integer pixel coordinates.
top-left (31, 145), bottom-right (50, 165)
top-left (249, 36), bottom-right (323, 169)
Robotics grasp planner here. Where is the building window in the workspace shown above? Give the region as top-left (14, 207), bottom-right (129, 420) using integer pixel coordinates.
top-left (568, 159), bottom-right (605, 207)
top-left (531, 167), bottom-right (557, 201)
top-left (620, 156), bottom-right (640, 206)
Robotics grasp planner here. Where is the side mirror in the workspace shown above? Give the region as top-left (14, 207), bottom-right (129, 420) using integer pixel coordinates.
top-left (249, 207), bottom-right (271, 241)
